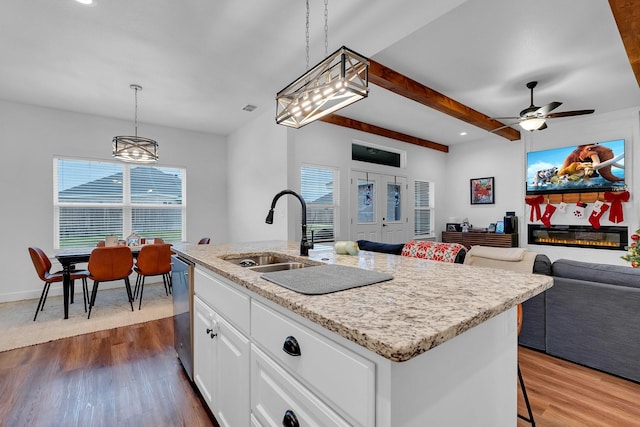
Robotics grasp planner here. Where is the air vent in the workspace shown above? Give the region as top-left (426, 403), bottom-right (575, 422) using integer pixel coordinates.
top-left (242, 104), bottom-right (257, 112)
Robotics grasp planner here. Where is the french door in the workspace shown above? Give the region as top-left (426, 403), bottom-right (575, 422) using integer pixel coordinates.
top-left (350, 171), bottom-right (408, 244)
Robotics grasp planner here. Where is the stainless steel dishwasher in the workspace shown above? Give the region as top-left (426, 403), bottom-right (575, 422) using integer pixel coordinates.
top-left (172, 254), bottom-right (194, 381)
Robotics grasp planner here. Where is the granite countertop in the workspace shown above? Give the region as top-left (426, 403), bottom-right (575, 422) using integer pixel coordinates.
top-left (173, 241), bottom-right (553, 362)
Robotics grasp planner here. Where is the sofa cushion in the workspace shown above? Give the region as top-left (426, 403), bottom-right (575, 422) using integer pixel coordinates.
top-left (401, 241), bottom-right (466, 263)
top-left (533, 254), bottom-right (552, 275)
top-left (552, 258), bottom-right (640, 290)
top-left (356, 240), bottom-right (405, 255)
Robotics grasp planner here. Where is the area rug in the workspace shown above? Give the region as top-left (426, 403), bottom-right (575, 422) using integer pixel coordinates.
top-left (0, 282), bottom-right (173, 352)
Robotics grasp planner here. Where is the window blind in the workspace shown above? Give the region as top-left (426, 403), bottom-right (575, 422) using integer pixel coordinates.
top-left (414, 180), bottom-right (433, 236)
top-left (301, 165), bottom-right (339, 242)
top-left (54, 158), bottom-right (185, 248)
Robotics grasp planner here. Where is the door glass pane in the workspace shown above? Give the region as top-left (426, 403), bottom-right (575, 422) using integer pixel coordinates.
top-left (358, 179), bottom-right (375, 223)
top-left (386, 183), bottom-right (401, 221)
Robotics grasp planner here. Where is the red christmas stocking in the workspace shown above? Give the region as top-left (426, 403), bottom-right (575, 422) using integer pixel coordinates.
top-left (525, 195), bottom-right (544, 222)
top-left (589, 204), bottom-right (610, 229)
top-left (541, 203), bottom-right (556, 228)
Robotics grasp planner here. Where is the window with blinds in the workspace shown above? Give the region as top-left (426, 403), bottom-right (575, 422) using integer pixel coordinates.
top-left (414, 180), bottom-right (433, 237)
top-left (54, 158), bottom-right (185, 248)
top-left (300, 165), bottom-right (339, 243)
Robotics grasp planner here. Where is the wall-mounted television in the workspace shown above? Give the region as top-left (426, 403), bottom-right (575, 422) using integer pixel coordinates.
top-left (526, 139), bottom-right (625, 195)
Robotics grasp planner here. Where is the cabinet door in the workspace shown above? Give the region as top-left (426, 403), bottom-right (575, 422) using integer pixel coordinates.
top-left (194, 295), bottom-right (251, 427)
top-left (193, 296), bottom-right (218, 407)
top-left (215, 313), bottom-right (251, 427)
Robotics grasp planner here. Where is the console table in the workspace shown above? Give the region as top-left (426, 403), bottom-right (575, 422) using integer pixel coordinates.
top-left (442, 231), bottom-right (518, 249)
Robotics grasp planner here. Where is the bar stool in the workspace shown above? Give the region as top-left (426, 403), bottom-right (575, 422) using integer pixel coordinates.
top-left (518, 304), bottom-right (535, 426)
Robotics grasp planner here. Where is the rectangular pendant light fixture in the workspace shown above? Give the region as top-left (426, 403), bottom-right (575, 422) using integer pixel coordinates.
top-left (276, 46), bottom-right (369, 129)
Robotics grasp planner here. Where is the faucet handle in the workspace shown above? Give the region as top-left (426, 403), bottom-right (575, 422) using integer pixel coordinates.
top-left (309, 230), bottom-right (315, 249)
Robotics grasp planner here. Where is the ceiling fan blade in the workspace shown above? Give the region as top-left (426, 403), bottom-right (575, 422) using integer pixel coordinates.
top-left (537, 122), bottom-right (548, 130)
top-left (490, 122), bottom-right (520, 133)
top-left (489, 116), bottom-right (520, 120)
top-left (546, 109), bottom-right (595, 119)
top-left (536, 101), bottom-right (562, 116)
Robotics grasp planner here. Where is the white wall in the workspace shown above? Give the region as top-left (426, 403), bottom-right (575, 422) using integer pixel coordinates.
top-left (446, 107), bottom-right (640, 265)
top-left (226, 110), bottom-right (290, 243)
top-left (0, 100), bottom-right (228, 302)
top-left (226, 111), bottom-right (449, 245)
top-left (290, 121), bottom-right (449, 242)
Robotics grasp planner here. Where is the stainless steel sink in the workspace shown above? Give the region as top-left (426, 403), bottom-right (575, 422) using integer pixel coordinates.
top-left (223, 254), bottom-right (293, 267)
top-left (221, 253), bottom-right (316, 272)
top-left (248, 262), bottom-right (308, 273)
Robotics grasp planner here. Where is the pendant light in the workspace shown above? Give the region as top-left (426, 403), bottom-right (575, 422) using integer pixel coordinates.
top-left (276, 0), bottom-right (369, 128)
top-left (112, 84), bottom-right (158, 163)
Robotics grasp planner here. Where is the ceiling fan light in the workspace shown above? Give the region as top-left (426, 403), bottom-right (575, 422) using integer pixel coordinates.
top-left (519, 117), bottom-right (546, 131)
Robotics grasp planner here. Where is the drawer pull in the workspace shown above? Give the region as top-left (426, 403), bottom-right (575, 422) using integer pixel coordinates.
top-left (282, 336), bottom-right (301, 356)
top-left (282, 409), bottom-right (299, 427)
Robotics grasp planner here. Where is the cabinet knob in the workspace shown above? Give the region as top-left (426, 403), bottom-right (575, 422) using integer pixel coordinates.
top-left (282, 409), bottom-right (299, 427)
top-left (282, 336), bottom-right (301, 356)
top-left (206, 328), bottom-right (217, 339)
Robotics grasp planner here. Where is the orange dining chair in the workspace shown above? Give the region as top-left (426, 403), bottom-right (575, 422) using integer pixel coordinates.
top-left (28, 247), bottom-right (90, 321)
top-left (133, 243), bottom-right (173, 309)
top-left (198, 237), bottom-right (211, 244)
top-left (140, 237), bottom-right (164, 245)
top-left (87, 246), bottom-right (134, 319)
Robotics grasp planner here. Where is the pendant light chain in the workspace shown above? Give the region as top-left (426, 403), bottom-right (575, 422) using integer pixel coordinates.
top-left (324, 0), bottom-right (329, 57)
top-left (305, 0), bottom-right (310, 71)
top-left (133, 86), bottom-right (139, 137)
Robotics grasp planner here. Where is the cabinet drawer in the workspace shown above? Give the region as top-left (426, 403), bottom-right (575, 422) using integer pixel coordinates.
top-left (194, 266), bottom-right (250, 334)
top-left (251, 301), bottom-right (375, 426)
top-left (251, 345), bottom-right (350, 427)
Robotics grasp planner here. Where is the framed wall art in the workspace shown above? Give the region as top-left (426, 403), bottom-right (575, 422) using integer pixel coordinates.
top-left (470, 176), bottom-right (495, 205)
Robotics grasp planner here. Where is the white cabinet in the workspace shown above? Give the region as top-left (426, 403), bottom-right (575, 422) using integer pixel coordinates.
top-left (251, 300), bottom-right (375, 426)
top-left (193, 265), bottom-right (376, 426)
top-left (194, 268), bottom-right (251, 427)
top-left (251, 344), bottom-right (351, 427)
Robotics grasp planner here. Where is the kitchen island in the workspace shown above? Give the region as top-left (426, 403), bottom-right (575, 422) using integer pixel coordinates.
top-left (173, 241), bottom-right (553, 427)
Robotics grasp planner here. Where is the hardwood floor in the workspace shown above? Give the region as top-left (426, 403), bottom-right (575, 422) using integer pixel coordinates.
top-left (1, 318), bottom-right (639, 427)
top-left (517, 346), bottom-right (640, 427)
top-left (0, 317), bottom-right (217, 427)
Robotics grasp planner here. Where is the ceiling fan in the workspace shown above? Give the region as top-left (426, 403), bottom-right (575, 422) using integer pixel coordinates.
top-left (491, 81), bottom-right (595, 132)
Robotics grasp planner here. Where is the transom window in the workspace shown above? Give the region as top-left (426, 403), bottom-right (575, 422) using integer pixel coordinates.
top-left (54, 157), bottom-right (186, 248)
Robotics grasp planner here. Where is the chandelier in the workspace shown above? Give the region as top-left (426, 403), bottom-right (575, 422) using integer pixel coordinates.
top-left (112, 84), bottom-right (158, 163)
top-left (276, 0), bottom-right (369, 129)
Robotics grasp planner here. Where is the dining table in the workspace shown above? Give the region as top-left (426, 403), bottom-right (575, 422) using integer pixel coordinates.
top-left (55, 246), bottom-right (140, 319)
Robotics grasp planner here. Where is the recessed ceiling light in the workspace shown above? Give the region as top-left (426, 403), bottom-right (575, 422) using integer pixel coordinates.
top-left (75, 0), bottom-right (94, 5)
top-left (459, 132), bottom-right (467, 136)
top-left (242, 104), bottom-right (257, 112)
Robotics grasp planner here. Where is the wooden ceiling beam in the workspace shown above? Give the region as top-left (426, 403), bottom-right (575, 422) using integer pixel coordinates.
top-left (609, 0), bottom-right (640, 87)
top-left (368, 59), bottom-right (521, 141)
top-left (319, 114), bottom-right (449, 153)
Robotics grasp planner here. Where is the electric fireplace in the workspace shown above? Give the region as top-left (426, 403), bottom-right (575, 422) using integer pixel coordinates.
top-left (528, 224), bottom-right (628, 250)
